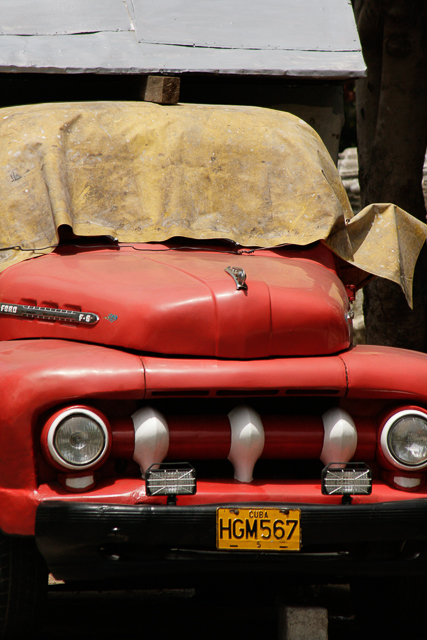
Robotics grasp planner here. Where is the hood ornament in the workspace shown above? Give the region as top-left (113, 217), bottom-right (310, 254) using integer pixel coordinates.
top-left (225, 266), bottom-right (248, 291)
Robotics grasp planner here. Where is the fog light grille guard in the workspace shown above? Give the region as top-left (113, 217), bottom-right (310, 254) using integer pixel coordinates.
top-left (145, 463), bottom-right (196, 500)
top-left (321, 462), bottom-right (372, 499)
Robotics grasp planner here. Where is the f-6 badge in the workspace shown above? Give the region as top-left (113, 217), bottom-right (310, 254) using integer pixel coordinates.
top-left (0, 303), bottom-right (99, 325)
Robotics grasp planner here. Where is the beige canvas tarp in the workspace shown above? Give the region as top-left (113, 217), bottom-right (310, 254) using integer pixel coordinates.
top-left (0, 101), bottom-right (425, 305)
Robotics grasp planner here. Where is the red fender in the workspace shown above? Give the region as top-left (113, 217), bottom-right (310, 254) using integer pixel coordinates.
top-left (342, 345), bottom-right (427, 403)
top-left (0, 339), bottom-right (144, 534)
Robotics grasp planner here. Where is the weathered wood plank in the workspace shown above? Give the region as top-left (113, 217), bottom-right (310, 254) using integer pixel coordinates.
top-left (141, 75), bottom-right (180, 104)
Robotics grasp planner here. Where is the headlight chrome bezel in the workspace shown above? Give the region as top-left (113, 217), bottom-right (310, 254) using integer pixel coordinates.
top-left (43, 406), bottom-right (111, 471)
top-left (380, 409), bottom-right (427, 471)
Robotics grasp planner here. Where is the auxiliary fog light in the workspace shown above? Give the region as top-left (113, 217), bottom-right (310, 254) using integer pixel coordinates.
top-left (145, 463), bottom-right (196, 504)
top-left (321, 462), bottom-right (372, 500)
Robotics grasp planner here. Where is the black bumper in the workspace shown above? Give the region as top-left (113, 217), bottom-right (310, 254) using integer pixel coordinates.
top-left (36, 500), bottom-right (427, 582)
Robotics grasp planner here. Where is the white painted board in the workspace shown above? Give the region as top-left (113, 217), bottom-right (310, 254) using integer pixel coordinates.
top-left (0, 0), bottom-right (365, 78)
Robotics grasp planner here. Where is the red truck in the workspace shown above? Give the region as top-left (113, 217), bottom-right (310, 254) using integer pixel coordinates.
top-left (0, 101), bottom-right (426, 639)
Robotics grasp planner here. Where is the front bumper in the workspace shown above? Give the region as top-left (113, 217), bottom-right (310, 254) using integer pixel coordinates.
top-left (36, 499), bottom-right (427, 582)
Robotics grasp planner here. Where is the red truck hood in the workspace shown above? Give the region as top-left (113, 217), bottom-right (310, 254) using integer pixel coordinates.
top-left (0, 243), bottom-right (351, 358)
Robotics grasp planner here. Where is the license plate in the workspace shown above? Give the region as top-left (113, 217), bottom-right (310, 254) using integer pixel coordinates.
top-left (216, 507), bottom-right (301, 551)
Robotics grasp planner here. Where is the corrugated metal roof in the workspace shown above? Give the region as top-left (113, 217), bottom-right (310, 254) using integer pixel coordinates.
top-left (0, 0), bottom-right (365, 78)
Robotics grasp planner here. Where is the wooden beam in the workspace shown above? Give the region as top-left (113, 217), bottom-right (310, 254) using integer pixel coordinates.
top-left (140, 75), bottom-right (181, 105)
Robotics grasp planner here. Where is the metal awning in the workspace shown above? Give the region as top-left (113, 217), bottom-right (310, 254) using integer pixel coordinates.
top-left (0, 0), bottom-right (365, 78)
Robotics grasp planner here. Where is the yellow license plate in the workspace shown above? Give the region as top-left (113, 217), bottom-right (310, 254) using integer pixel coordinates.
top-left (216, 507), bottom-right (301, 551)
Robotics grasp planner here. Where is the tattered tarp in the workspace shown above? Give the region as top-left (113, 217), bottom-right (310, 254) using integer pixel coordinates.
top-left (0, 101), bottom-right (425, 305)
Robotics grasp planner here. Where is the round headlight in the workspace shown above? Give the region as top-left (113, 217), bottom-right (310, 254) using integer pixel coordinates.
top-left (46, 407), bottom-right (110, 470)
top-left (381, 410), bottom-right (427, 470)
